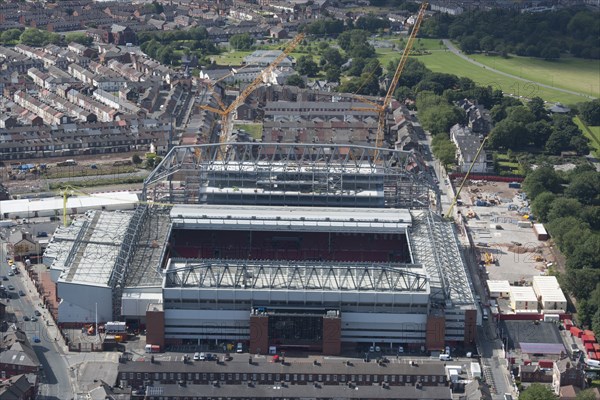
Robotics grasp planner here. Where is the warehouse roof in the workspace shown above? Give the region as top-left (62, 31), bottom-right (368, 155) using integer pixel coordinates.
top-left (510, 286), bottom-right (537, 302)
top-left (0, 192), bottom-right (139, 216)
top-left (532, 276), bottom-right (567, 303)
top-left (487, 280), bottom-right (511, 293)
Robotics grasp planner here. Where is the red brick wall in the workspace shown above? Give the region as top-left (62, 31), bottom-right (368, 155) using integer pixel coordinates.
top-left (322, 317), bottom-right (341, 355)
top-left (426, 315), bottom-right (445, 351)
top-left (145, 309), bottom-right (165, 350)
top-left (464, 309), bottom-right (477, 344)
top-left (249, 315), bottom-right (269, 355)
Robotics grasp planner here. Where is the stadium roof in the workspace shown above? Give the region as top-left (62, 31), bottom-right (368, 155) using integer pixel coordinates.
top-left (58, 210), bottom-right (134, 287)
top-left (165, 259), bottom-right (429, 293)
top-left (170, 204), bottom-right (412, 234)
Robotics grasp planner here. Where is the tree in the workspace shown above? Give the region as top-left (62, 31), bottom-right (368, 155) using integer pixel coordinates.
top-left (531, 192), bottom-right (556, 222)
top-left (431, 135), bottom-right (457, 170)
top-left (132, 154), bottom-right (142, 165)
top-left (527, 120), bottom-right (552, 147)
top-left (547, 197), bottom-right (583, 222)
top-left (285, 74), bottom-right (305, 88)
top-left (527, 97), bottom-right (547, 120)
top-left (321, 48), bottom-right (346, 68)
top-left (566, 171), bottom-right (600, 205)
top-left (522, 165), bottom-right (562, 199)
top-left (519, 383), bottom-right (556, 400)
top-left (296, 56), bottom-right (318, 77)
top-left (0, 29), bottom-right (22, 44)
top-left (65, 32), bottom-right (92, 46)
top-left (459, 35), bottom-right (480, 54)
top-left (324, 66), bottom-right (341, 83)
top-left (487, 119), bottom-right (529, 150)
top-left (579, 99), bottom-right (600, 125)
top-left (229, 34), bottom-right (253, 50)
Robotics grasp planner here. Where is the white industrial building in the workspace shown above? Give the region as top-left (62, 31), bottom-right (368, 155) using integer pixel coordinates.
top-left (510, 286), bottom-right (538, 312)
top-left (0, 192), bottom-right (139, 220)
top-left (533, 276), bottom-right (567, 313)
top-left (487, 280), bottom-right (511, 298)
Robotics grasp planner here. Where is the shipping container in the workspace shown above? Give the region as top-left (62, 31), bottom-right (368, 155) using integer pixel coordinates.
top-left (583, 330), bottom-right (596, 338)
top-left (570, 327), bottom-right (583, 338)
top-left (589, 351), bottom-right (598, 360)
top-left (563, 319), bottom-right (573, 330)
top-left (508, 182), bottom-right (521, 189)
top-left (538, 360), bottom-right (553, 368)
top-left (593, 344), bottom-right (600, 351)
top-left (585, 343), bottom-right (595, 351)
top-left (533, 223), bottom-right (549, 241)
top-left (582, 334), bottom-right (596, 344)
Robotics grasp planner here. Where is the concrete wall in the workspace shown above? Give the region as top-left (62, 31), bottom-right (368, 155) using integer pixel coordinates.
top-left (341, 312), bottom-right (428, 344)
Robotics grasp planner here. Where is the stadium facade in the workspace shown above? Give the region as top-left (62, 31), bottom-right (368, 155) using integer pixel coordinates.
top-left (44, 143), bottom-right (478, 355)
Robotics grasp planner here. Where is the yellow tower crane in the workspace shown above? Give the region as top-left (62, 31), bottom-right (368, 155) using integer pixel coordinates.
top-left (352, 1), bottom-right (428, 156)
top-left (201, 33), bottom-right (305, 155)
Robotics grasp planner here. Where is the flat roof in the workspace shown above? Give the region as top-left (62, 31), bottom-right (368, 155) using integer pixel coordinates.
top-left (0, 192), bottom-right (139, 214)
top-left (533, 276), bottom-right (567, 302)
top-left (170, 205), bottom-right (411, 234)
top-left (487, 280), bottom-right (511, 292)
top-left (59, 210), bottom-right (133, 286)
top-left (142, 383), bottom-right (452, 399)
top-left (510, 286), bottom-right (537, 302)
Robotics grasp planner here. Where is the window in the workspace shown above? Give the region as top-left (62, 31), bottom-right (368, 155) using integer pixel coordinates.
top-left (155, 373), bottom-right (160, 380)
top-left (366, 375), bottom-right (370, 382)
top-left (391, 375), bottom-right (395, 383)
top-left (318, 374), bottom-right (322, 382)
top-left (136, 373), bottom-right (141, 380)
top-left (432, 375), bottom-right (436, 383)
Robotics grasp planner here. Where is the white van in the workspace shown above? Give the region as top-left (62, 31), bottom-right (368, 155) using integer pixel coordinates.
top-left (439, 354), bottom-right (452, 361)
top-left (236, 342), bottom-right (243, 353)
top-left (482, 308), bottom-right (489, 320)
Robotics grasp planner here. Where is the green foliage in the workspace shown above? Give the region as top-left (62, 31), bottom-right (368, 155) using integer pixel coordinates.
top-left (229, 34), bottom-right (254, 51)
top-left (522, 165), bottom-right (562, 199)
top-left (296, 55), bottom-right (319, 77)
top-left (354, 15), bottom-right (390, 33)
top-left (138, 27), bottom-right (218, 66)
top-left (20, 28), bottom-right (61, 47)
top-left (577, 389), bottom-right (600, 400)
top-left (565, 171), bottom-right (600, 205)
top-left (423, 7), bottom-right (600, 60)
top-left (519, 383), bottom-right (557, 400)
top-left (531, 192), bottom-right (556, 222)
top-left (337, 30), bottom-right (375, 59)
top-left (285, 74), bottom-right (305, 88)
top-left (0, 29), bottom-right (22, 45)
top-left (132, 154), bottom-right (142, 165)
top-left (302, 19), bottom-right (344, 36)
top-left (579, 99), bottom-right (600, 126)
top-left (431, 134), bottom-right (457, 170)
top-left (65, 32), bottom-right (92, 46)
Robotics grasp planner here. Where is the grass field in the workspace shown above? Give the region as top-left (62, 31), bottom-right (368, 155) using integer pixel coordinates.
top-left (470, 54), bottom-right (600, 98)
top-left (573, 116), bottom-right (600, 157)
top-left (404, 50), bottom-right (590, 105)
top-left (233, 123), bottom-right (263, 140)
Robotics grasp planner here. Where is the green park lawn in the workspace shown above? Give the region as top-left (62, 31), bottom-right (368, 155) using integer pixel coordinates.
top-left (406, 50), bottom-right (590, 105)
top-left (470, 54), bottom-right (600, 98)
top-left (233, 123), bottom-right (263, 140)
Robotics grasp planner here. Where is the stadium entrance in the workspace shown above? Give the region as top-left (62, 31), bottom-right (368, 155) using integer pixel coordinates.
top-left (250, 309), bottom-right (341, 355)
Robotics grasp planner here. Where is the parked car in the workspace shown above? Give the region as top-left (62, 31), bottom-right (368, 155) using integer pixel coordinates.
top-left (193, 352), bottom-right (200, 361)
top-left (23, 316), bottom-right (30, 321)
top-left (1, 276), bottom-right (7, 281)
top-left (199, 352), bottom-right (206, 361)
top-left (34, 310), bottom-right (41, 316)
top-left (31, 316), bottom-right (38, 322)
top-left (33, 336), bottom-right (40, 343)
top-left (7, 285), bottom-right (14, 290)
top-left (18, 290), bottom-right (25, 296)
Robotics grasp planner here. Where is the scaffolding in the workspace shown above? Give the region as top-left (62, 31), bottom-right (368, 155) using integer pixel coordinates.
top-left (142, 143), bottom-right (439, 211)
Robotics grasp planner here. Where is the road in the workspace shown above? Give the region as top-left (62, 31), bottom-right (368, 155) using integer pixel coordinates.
top-left (1, 237), bottom-right (74, 400)
top-left (443, 39), bottom-right (595, 100)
